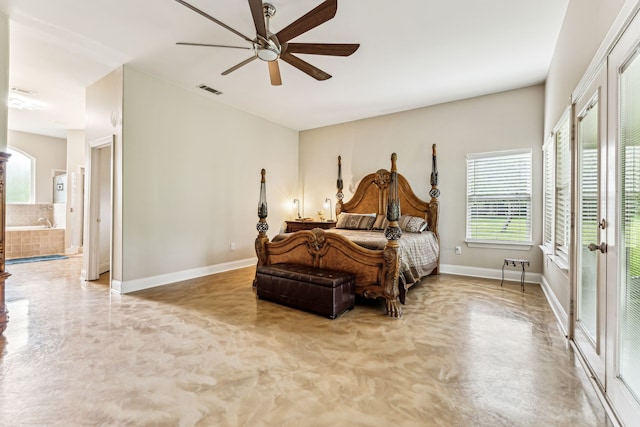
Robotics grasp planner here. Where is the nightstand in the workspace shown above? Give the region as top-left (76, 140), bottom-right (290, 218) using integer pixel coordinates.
top-left (285, 220), bottom-right (336, 233)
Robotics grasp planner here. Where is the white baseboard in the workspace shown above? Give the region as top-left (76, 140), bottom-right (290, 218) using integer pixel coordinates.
top-left (440, 263), bottom-right (542, 285)
top-left (111, 258), bottom-right (257, 294)
top-left (540, 274), bottom-right (569, 337)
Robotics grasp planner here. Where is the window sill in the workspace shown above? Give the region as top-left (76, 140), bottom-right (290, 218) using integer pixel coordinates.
top-left (465, 240), bottom-right (533, 251)
top-left (539, 245), bottom-right (553, 256)
top-left (539, 245), bottom-right (569, 272)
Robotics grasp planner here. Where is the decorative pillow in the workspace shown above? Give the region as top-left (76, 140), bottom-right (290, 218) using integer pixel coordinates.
top-left (336, 213), bottom-right (376, 230)
top-left (398, 215), bottom-right (429, 233)
top-left (372, 214), bottom-right (389, 230)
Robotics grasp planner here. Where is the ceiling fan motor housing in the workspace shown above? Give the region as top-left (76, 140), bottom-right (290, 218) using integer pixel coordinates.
top-left (256, 3), bottom-right (280, 61)
top-left (263, 3), bottom-right (276, 19)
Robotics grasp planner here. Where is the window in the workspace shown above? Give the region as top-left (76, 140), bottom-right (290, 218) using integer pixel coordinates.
top-left (555, 113), bottom-right (571, 262)
top-left (542, 138), bottom-right (555, 252)
top-left (466, 149), bottom-right (532, 245)
top-left (541, 109), bottom-right (572, 267)
top-left (6, 147), bottom-right (35, 204)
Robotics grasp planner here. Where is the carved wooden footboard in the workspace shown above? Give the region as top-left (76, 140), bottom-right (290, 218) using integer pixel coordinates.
top-left (260, 228), bottom-right (403, 317)
top-left (255, 146), bottom-right (440, 318)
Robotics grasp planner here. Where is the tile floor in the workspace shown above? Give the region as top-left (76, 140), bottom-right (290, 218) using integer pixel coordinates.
top-left (0, 256), bottom-right (613, 426)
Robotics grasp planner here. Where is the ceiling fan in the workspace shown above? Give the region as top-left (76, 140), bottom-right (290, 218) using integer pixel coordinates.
top-left (174, 0), bottom-right (360, 86)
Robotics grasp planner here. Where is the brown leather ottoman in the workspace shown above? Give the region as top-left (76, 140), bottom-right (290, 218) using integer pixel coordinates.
top-left (256, 263), bottom-right (355, 319)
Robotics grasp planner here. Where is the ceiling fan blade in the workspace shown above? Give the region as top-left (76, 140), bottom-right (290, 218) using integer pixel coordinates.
top-left (174, 0), bottom-right (254, 43)
top-left (248, 0), bottom-right (267, 39)
top-left (268, 61), bottom-right (282, 86)
top-left (222, 56), bottom-right (258, 76)
top-left (285, 43), bottom-right (359, 56)
top-left (280, 52), bottom-right (331, 81)
top-left (177, 42), bottom-right (252, 50)
top-left (276, 0), bottom-right (337, 44)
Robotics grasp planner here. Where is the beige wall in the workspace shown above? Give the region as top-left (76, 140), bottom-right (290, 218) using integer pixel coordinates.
top-left (121, 67), bottom-right (298, 282)
top-left (300, 84), bottom-right (545, 273)
top-left (542, 0), bottom-right (626, 330)
top-left (65, 130), bottom-right (85, 251)
top-left (85, 67), bottom-right (123, 281)
top-left (8, 130), bottom-right (67, 203)
top-left (544, 0), bottom-right (626, 135)
top-left (66, 130), bottom-right (85, 175)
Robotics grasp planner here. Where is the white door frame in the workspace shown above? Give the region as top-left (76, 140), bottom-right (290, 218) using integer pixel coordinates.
top-left (606, 9), bottom-right (640, 423)
top-left (81, 135), bottom-right (114, 282)
top-left (570, 65), bottom-right (607, 387)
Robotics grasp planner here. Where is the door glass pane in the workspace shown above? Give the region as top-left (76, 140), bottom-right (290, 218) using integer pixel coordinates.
top-left (619, 47), bottom-right (640, 402)
top-left (577, 102), bottom-right (599, 340)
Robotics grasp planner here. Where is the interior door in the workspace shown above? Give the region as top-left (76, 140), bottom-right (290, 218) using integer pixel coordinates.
top-left (98, 145), bottom-right (111, 274)
top-left (573, 66), bottom-right (607, 386)
top-left (606, 8), bottom-right (640, 424)
top-left (82, 135), bottom-right (113, 282)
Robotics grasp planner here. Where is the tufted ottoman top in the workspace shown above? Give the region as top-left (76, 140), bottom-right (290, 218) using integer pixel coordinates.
top-left (257, 263), bottom-right (354, 288)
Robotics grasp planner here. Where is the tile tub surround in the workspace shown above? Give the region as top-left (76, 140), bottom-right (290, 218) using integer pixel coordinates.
top-left (5, 227), bottom-right (65, 259)
top-left (0, 258), bottom-right (613, 426)
top-left (6, 203), bottom-right (54, 227)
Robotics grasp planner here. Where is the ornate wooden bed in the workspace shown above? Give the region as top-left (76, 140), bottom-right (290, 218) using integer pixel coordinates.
top-left (254, 145), bottom-right (440, 318)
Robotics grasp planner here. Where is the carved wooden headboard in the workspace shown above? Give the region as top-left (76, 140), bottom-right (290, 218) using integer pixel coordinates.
top-left (335, 146), bottom-right (440, 237)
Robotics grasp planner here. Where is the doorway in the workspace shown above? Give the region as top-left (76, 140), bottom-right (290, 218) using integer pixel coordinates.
top-left (82, 135), bottom-right (113, 283)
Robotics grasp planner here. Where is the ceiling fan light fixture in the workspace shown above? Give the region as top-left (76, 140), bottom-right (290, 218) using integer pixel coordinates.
top-left (8, 94), bottom-right (46, 110)
top-left (257, 47), bottom-right (279, 61)
top-left (255, 35), bottom-right (281, 62)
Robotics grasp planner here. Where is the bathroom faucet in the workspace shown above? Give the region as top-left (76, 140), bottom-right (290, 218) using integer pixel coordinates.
top-left (38, 217), bottom-right (52, 228)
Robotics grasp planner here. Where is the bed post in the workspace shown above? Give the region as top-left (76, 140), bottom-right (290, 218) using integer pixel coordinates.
top-left (254, 169), bottom-right (269, 286)
top-left (429, 144), bottom-right (440, 274)
top-left (383, 153), bottom-right (403, 318)
top-left (335, 155), bottom-right (344, 217)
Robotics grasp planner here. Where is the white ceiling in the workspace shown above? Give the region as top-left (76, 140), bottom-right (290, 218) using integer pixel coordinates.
top-left (0, 0), bottom-right (569, 139)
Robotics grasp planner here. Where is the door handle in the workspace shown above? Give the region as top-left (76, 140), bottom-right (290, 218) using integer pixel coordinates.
top-left (588, 242), bottom-right (607, 253)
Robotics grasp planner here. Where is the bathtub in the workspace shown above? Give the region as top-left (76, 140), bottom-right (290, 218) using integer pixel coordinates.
top-left (7, 225), bottom-right (52, 231)
top-left (5, 226), bottom-right (65, 259)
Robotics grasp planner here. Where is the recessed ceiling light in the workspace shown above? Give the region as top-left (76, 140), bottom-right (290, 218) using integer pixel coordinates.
top-left (8, 94), bottom-right (46, 111)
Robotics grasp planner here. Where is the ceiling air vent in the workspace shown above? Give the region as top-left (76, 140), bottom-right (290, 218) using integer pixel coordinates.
top-left (197, 84), bottom-right (222, 95)
top-left (10, 86), bottom-right (37, 96)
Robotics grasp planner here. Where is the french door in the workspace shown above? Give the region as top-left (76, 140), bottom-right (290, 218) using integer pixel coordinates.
top-left (573, 65), bottom-right (607, 387)
top-left (570, 8), bottom-right (640, 425)
top-left (604, 8), bottom-right (640, 424)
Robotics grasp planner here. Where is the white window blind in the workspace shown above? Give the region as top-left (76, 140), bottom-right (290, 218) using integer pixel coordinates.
top-left (542, 139), bottom-right (555, 251)
top-left (619, 51), bottom-right (640, 400)
top-left (466, 149), bottom-right (532, 244)
top-left (555, 114), bottom-right (571, 262)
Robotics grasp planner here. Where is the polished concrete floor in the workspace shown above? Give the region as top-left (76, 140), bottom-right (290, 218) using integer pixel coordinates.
top-left (1, 256), bottom-right (613, 426)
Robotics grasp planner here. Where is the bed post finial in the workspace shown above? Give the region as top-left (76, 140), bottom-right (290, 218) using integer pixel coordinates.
top-left (254, 169), bottom-right (270, 280)
top-left (336, 155), bottom-right (344, 216)
top-left (258, 169), bottom-right (268, 222)
top-left (385, 152), bottom-right (401, 242)
top-left (429, 144), bottom-right (440, 201)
